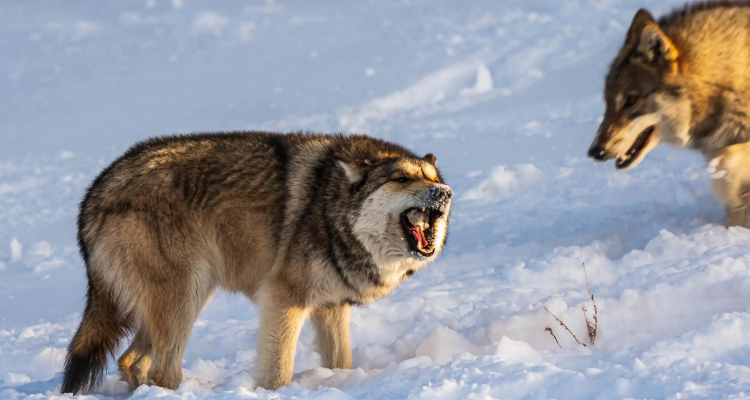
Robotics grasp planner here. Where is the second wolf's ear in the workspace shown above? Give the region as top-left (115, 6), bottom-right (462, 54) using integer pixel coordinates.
top-left (625, 9), bottom-right (655, 45)
top-left (422, 153), bottom-right (436, 166)
top-left (638, 22), bottom-right (678, 66)
top-left (334, 153), bottom-right (371, 183)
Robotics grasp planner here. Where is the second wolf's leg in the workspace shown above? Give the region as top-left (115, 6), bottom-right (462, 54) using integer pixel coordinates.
top-left (311, 304), bottom-right (352, 369)
top-left (710, 142), bottom-right (750, 227)
top-left (118, 324), bottom-right (153, 389)
top-left (255, 280), bottom-right (308, 390)
top-left (726, 205), bottom-right (750, 227)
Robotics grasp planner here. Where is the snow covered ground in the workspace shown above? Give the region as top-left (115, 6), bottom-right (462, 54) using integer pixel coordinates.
top-left (3, 0), bottom-right (750, 398)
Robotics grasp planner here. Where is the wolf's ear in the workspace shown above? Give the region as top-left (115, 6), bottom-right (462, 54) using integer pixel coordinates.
top-left (638, 21), bottom-right (678, 65)
top-left (334, 153), bottom-right (370, 183)
top-left (422, 153), bottom-right (436, 166)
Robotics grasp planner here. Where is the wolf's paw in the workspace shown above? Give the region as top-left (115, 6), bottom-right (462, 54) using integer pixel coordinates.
top-left (710, 147), bottom-right (750, 209)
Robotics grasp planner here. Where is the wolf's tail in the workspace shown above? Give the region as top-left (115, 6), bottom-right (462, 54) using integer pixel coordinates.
top-left (60, 274), bottom-right (128, 395)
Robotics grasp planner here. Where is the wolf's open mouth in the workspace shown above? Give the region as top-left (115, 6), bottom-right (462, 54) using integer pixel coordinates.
top-left (400, 207), bottom-right (443, 257)
top-left (616, 125), bottom-right (655, 169)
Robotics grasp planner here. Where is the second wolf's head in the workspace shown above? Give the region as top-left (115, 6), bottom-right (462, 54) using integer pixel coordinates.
top-left (588, 8), bottom-right (691, 169)
top-left (335, 151), bottom-right (452, 267)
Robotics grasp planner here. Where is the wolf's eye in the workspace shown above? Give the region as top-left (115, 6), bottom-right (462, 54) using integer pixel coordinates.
top-left (623, 94), bottom-right (639, 109)
top-left (394, 177), bottom-right (409, 183)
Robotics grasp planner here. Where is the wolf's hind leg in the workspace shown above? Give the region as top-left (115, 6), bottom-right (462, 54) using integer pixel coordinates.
top-left (311, 304), bottom-right (352, 370)
top-left (255, 280), bottom-right (308, 390)
top-left (710, 142), bottom-right (750, 227)
top-left (118, 324), bottom-right (153, 389)
top-left (146, 284), bottom-right (198, 390)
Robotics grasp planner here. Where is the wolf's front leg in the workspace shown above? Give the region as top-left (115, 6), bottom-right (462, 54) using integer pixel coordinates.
top-left (311, 303), bottom-right (352, 369)
top-left (710, 142), bottom-right (750, 228)
top-left (256, 281), bottom-right (308, 390)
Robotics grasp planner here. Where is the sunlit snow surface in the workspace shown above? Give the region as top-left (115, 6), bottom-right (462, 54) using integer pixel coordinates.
top-left (3, 1), bottom-right (750, 399)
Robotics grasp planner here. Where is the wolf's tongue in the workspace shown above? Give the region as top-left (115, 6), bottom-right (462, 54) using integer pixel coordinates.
top-left (409, 227), bottom-right (428, 248)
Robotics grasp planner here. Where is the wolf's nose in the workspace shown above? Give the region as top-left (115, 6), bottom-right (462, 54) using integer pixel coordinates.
top-left (430, 185), bottom-right (452, 204)
top-left (588, 146), bottom-right (607, 161)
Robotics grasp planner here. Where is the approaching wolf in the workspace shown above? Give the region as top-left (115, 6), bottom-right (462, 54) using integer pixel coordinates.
top-left (588, 2), bottom-right (750, 226)
top-left (60, 132), bottom-right (452, 394)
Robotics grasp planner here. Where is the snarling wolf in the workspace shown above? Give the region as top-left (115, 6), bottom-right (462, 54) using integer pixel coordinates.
top-left (588, 2), bottom-right (750, 226)
top-left (60, 132), bottom-right (452, 394)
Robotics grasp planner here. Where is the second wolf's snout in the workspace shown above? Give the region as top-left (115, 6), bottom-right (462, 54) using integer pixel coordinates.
top-left (588, 145), bottom-right (609, 161)
top-left (588, 118), bottom-right (617, 162)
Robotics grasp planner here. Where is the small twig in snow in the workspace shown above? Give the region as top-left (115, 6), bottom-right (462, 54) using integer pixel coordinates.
top-left (545, 326), bottom-right (561, 348)
top-left (544, 307), bottom-right (586, 347)
top-left (582, 263), bottom-right (598, 345)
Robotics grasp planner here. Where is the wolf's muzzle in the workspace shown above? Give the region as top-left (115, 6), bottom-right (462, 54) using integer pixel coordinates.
top-left (426, 184), bottom-right (452, 212)
top-left (403, 184), bottom-right (451, 257)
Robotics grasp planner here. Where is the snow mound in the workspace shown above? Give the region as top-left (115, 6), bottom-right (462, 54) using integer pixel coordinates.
top-left (461, 164), bottom-right (543, 202)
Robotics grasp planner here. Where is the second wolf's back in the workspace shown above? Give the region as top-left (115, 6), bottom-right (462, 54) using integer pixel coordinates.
top-left (660, 5), bottom-right (750, 92)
